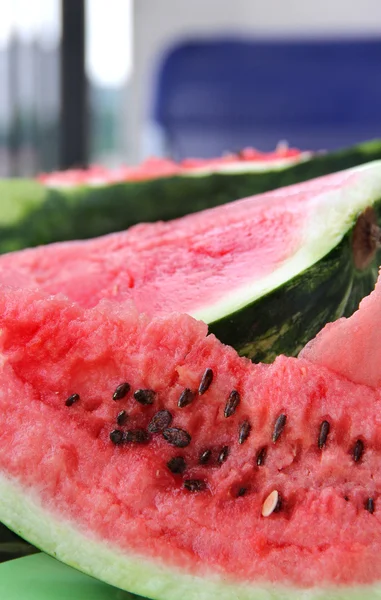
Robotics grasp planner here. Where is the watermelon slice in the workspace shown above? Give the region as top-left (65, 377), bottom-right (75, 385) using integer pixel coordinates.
top-left (300, 277), bottom-right (381, 388)
top-left (1, 139), bottom-right (381, 254)
top-left (2, 161), bottom-right (381, 362)
top-left (1, 271), bottom-right (381, 598)
top-left (38, 145), bottom-right (307, 187)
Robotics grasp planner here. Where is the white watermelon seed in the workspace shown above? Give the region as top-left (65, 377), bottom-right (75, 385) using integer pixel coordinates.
top-left (262, 490), bottom-right (281, 517)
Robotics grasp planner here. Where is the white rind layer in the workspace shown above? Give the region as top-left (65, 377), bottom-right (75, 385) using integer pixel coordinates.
top-left (1, 472), bottom-right (381, 600)
top-left (183, 153), bottom-right (311, 176)
top-left (193, 160), bottom-right (381, 323)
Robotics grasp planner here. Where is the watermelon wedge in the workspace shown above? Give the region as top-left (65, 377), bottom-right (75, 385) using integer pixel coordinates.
top-left (38, 145), bottom-right (307, 186)
top-left (1, 139), bottom-right (381, 254)
top-left (2, 161), bottom-right (381, 362)
top-left (300, 274), bottom-right (381, 388)
top-left (1, 271), bottom-right (381, 598)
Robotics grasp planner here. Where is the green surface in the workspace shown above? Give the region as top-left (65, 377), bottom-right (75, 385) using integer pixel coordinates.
top-left (0, 553), bottom-right (143, 600)
top-left (1, 139), bottom-right (381, 253)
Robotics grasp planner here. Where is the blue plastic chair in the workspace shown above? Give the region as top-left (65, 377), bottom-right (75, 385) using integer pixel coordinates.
top-left (152, 39), bottom-right (381, 159)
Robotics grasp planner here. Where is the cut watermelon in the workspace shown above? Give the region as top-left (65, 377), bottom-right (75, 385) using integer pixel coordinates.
top-left (300, 273), bottom-right (381, 388)
top-left (38, 146), bottom-right (307, 187)
top-left (1, 139), bottom-right (381, 254)
top-left (2, 161), bottom-right (381, 362)
top-left (1, 271), bottom-right (381, 598)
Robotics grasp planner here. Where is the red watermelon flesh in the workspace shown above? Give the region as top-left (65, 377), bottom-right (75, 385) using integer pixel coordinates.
top-left (0, 275), bottom-right (381, 599)
top-left (300, 272), bottom-right (381, 388)
top-left (38, 146), bottom-right (305, 188)
top-left (0, 163), bottom-right (377, 323)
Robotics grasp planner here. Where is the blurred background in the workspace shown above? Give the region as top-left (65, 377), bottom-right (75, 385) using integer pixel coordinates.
top-left (1, 0), bottom-right (381, 176)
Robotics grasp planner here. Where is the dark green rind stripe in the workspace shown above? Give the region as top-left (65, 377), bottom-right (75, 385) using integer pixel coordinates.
top-left (209, 201), bottom-right (381, 363)
top-left (2, 140), bottom-right (381, 253)
top-left (0, 523), bottom-right (39, 563)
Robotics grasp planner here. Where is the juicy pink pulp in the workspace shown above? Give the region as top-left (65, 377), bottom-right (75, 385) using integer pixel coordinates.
top-left (0, 167), bottom-right (359, 316)
top-left (1, 277), bottom-right (381, 589)
top-left (300, 279), bottom-right (381, 388)
top-left (38, 147), bottom-right (303, 187)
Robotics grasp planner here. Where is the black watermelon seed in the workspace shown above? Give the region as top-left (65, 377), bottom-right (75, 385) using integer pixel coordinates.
top-left (239, 420), bottom-right (251, 444)
top-left (163, 428), bottom-right (191, 448)
top-left (134, 389), bottom-right (155, 405)
top-left (198, 368), bottom-right (213, 395)
top-left (365, 497), bottom-right (375, 514)
top-left (113, 382), bottom-right (130, 401)
top-left (65, 393), bottom-right (80, 407)
top-left (218, 446), bottom-right (229, 464)
top-left (116, 410), bottom-right (128, 426)
top-left (167, 456), bottom-right (186, 475)
top-left (199, 449), bottom-right (212, 465)
top-left (256, 447), bottom-right (267, 466)
top-left (224, 390), bottom-right (240, 418)
top-left (124, 429), bottom-right (150, 443)
top-left (237, 487), bottom-right (247, 497)
top-left (184, 479), bottom-right (206, 492)
top-left (272, 414), bottom-right (287, 443)
top-left (110, 429), bottom-right (124, 445)
top-left (352, 439), bottom-right (364, 462)
top-left (178, 388), bottom-right (195, 408)
top-left (318, 420), bottom-right (330, 449)
top-left (148, 410), bottom-right (173, 433)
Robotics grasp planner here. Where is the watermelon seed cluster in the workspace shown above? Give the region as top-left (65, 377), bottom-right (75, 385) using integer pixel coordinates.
top-left (64, 370), bottom-right (377, 515)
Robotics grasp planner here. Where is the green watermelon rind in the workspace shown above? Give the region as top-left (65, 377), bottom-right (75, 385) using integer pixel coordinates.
top-left (198, 160), bottom-right (381, 361)
top-left (194, 161), bottom-right (381, 322)
top-left (2, 162), bottom-right (381, 368)
top-left (1, 139), bottom-right (381, 253)
top-left (0, 473), bottom-right (380, 600)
